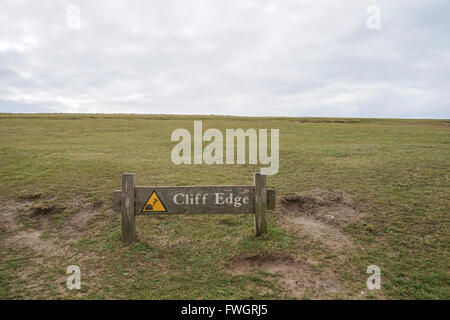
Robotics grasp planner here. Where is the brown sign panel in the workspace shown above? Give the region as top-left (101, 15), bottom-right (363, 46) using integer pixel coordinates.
top-left (134, 185), bottom-right (255, 214)
top-left (113, 187), bottom-right (275, 214)
top-left (113, 173), bottom-right (275, 242)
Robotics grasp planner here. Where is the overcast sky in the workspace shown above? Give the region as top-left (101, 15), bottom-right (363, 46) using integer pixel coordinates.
top-left (0, 0), bottom-right (449, 118)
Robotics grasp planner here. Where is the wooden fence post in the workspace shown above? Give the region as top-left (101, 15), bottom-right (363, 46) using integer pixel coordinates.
top-left (122, 173), bottom-right (136, 244)
top-left (254, 172), bottom-right (267, 236)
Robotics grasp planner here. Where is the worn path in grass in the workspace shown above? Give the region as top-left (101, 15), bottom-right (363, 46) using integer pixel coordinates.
top-left (0, 114), bottom-right (448, 299)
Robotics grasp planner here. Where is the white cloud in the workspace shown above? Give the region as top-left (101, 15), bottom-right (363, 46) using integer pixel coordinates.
top-left (0, 0), bottom-right (449, 118)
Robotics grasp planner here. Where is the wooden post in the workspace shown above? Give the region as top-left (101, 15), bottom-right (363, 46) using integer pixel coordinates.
top-left (122, 173), bottom-right (136, 244)
top-left (254, 172), bottom-right (267, 236)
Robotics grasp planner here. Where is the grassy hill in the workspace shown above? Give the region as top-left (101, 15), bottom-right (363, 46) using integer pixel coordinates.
top-left (0, 114), bottom-right (448, 299)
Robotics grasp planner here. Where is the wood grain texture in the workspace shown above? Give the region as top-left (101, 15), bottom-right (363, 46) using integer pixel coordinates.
top-left (121, 173), bottom-right (136, 244)
top-left (254, 173), bottom-right (267, 235)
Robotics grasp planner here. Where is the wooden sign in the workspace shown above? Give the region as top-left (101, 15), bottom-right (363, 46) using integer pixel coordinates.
top-left (136, 186), bottom-right (255, 214)
top-left (113, 173), bottom-right (276, 244)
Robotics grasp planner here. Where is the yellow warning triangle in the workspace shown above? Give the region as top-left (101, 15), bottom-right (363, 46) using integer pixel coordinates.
top-left (142, 191), bottom-right (167, 213)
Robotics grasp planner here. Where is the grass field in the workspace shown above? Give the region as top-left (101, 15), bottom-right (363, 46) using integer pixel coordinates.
top-left (0, 114), bottom-right (448, 299)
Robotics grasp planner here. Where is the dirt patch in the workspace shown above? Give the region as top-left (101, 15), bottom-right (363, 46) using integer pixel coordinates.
top-left (0, 196), bottom-right (110, 298)
top-left (6, 230), bottom-right (65, 256)
top-left (93, 200), bottom-right (104, 209)
top-left (67, 198), bottom-right (105, 232)
top-left (227, 253), bottom-right (341, 299)
top-left (278, 189), bottom-right (362, 250)
top-left (0, 200), bottom-right (34, 232)
top-left (0, 200), bottom-right (65, 256)
top-left (281, 189), bottom-right (360, 226)
top-left (30, 205), bottom-right (64, 217)
top-left (0, 195), bottom-right (108, 248)
top-left (226, 189), bottom-right (367, 299)
top-left (69, 207), bottom-right (98, 230)
top-left (17, 193), bottom-right (42, 201)
top-left (1, 196), bottom-right (106, 238)
top-left (227, 252), bottom-right (297, 276)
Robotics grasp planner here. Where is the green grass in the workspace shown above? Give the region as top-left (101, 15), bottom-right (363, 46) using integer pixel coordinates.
top-left (0, 114), bottom-right (448, 299)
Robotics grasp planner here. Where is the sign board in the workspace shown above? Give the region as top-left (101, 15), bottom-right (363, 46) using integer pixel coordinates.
top-left (113, 173), bottom-right (276, 243)
top-left (137, 185), bottom-right (255, 214)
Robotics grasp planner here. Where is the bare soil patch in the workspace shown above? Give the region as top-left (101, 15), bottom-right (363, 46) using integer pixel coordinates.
top-left (227, 253), bottom-right (341, 298)
top-left (30, 205), bottom-right (65, 217)
top-left (0, 196), bottom-right (109, 298)
top-left (7, 230), bottom-right (65, 256)
top-left (280, 189), bottom-right (360, 226)
top-left (17, 193), bottom-right (42, 201)
top-left (227, 189), bottom-right (365, 299)
top-left (67, 198), bottom-right (105, 232)
top-left (0, 199), bottom-right (65, 255)
top-left (227, 252), bottom-right (297, 276)
top-left (279, 189), bottom-right (362, 250)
